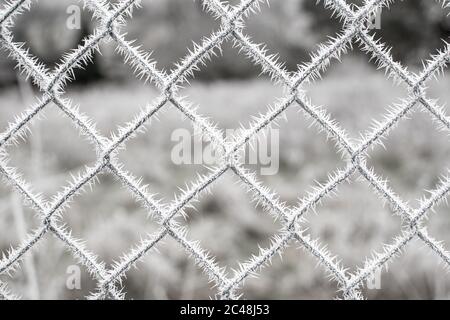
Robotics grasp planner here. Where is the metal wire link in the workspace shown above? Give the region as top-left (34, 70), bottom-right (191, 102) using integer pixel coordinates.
top-left (0, 0), bottom-right (449, 300)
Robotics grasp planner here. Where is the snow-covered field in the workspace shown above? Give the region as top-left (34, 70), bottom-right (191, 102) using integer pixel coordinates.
top-left (1, 58), bottom-right (450, 299)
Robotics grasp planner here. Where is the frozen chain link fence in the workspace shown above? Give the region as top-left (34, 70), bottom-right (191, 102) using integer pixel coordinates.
top-left (0, 0), bottom-right (450, 300)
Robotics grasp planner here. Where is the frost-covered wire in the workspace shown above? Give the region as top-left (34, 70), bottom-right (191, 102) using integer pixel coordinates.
top-left (0, 0), bottom-right (449, 300)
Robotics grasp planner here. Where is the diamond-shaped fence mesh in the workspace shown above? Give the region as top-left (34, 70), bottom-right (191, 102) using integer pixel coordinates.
top-left (0, 0), bottom-right (449, 300)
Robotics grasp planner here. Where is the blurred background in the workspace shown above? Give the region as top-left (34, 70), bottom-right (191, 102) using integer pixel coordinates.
top-left (0, 0), bottom-right (450, 299)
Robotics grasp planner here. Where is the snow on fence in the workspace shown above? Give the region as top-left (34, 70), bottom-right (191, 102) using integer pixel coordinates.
top-left (0, 0), bottom-right (450, 300)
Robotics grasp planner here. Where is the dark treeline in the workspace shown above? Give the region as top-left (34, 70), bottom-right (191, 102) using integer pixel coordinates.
top-left (0, 0), bottom-right (448, 87)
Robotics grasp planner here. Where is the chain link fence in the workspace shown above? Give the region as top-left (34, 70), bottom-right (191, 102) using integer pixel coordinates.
top-left (0, 0), bottom-right (449, 300)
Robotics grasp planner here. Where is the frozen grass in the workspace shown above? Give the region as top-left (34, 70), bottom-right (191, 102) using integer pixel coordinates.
top-left (0, 59), bottom-right (450, 299)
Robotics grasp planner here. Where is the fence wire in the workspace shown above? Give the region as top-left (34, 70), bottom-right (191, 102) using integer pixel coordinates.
top-left (0, 0), bottom-right (450, 300)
